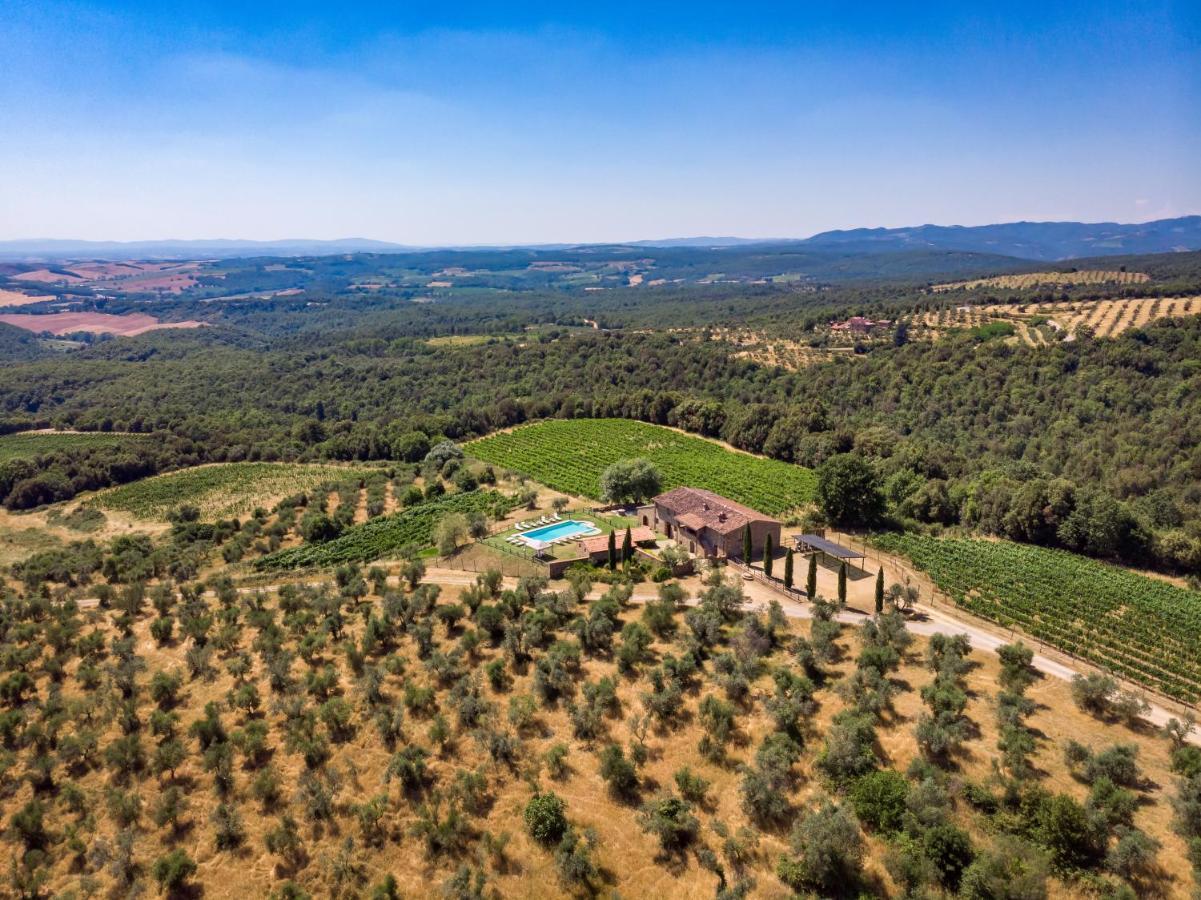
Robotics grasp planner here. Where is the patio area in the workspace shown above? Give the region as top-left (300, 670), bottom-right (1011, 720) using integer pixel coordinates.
top-left (483, 510), bottom-right (638, 562)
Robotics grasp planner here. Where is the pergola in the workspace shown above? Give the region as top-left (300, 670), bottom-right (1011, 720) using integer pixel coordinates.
top-left (791, 533), bottom-right (865, 566)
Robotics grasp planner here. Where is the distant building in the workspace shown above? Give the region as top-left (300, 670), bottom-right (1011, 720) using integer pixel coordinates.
top-left (645, 487), bottom-right (780, 558)
top-left (830, 315), bottom-right (893, 334)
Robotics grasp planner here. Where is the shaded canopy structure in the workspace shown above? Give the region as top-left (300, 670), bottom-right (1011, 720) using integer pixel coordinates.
top-left (791, 533), bottom-right (865, 562)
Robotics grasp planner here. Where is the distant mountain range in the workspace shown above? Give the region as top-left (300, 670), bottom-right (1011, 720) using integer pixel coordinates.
top-left (0, 237), bottom-right (412, 261)
top-left (797, 216), bottom-right (1201, 262)
top-left (1, 216), bottom-right (1198, 262)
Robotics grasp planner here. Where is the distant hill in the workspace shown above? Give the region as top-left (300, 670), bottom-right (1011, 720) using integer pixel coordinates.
top-left (624, 236), bottom-right (782, 248)
top-left (0, 321), bottom-right (52, 361)
top-left (0, 237), bottom-right (414, 262)
top-left (3, 216), bottom-right (1198, 262)
top-left (799, 215), bottom-right (1201, 261)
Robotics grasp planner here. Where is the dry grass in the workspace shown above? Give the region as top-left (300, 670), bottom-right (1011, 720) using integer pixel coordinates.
top-left (709, 328), bottom-right (846, 371)
top-left (0, 288), bottom-right (54, 308)
top-left (0, 312), bottom-right (205, 337)
top-left (6, 559), bottom-right (1193, 898)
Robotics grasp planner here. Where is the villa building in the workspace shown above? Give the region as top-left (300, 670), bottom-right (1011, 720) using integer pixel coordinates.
top-left (643, 487), bottom-right (781, 559)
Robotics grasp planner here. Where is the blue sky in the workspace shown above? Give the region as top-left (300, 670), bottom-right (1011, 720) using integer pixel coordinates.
top-left (1, 1), bottom-right (1198, 243)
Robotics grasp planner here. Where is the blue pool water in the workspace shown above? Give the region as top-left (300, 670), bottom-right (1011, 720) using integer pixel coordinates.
top-left (520, 520), bottom-right (597, 543)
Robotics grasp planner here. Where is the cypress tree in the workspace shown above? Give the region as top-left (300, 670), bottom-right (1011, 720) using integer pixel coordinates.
top-left (607, 531), bottom-right (617, 570)
top-left (837, 561), bottom-right (847, 605)
top-left (783, 548), bottom-right (794, 590)
top-left (742, 525), bottom-right (752, 563)
top-left (875, 568), bottom-right (885, 615)
top-left (763, 533), bottom-right (774, 579)
top-left (806, 554), bottom-right (817, 598)
top-left (622, 526), bottom-right (632, 563)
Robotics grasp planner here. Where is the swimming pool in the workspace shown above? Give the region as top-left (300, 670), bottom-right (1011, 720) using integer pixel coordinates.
top-left (518, 519), bottom-right (600, 545)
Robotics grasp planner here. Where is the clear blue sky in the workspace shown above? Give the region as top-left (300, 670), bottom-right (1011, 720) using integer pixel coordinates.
top-left (1, 1), bottom-right (1198, 244)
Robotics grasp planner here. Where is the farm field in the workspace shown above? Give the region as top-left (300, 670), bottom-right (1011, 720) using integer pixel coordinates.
top-left (255, 489), bottom-right (512, 569)
top-left (909, 295), bottom-right (1201, 344)
top-left (0, 311), bottom-right (205, 336)
top-left (0, 430), bottom-right (148, 463)
top-left (466, 419), bottom-right (816, 515)
top-left (93, 462), bottom-right (388, 521)
top-left (9, 260), bottom-right (206, 292)
top-left (0, 288), bottom-right (54, 307)
top-left (873, 533), bottom-right (1201, 703)
top-left (932, 269), bottom-right (1151, 291)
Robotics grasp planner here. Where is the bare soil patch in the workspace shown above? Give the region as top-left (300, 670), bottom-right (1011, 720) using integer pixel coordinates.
top-left (0, 311), bottom-right (205, 336)
top-left (0, 288), bottom-right (54, 307)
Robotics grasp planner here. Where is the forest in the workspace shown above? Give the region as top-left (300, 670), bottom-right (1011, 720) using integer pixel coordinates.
top-left (2, 300), bottom-right (1200, 574)
top-left (1, 245), bottom-right (1200, 581)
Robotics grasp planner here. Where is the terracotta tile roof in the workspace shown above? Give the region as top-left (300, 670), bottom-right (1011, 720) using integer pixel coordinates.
top-left (577, 526), bottom-right (655, 554)
top-left (676, 512), bottom-right (713, 531)
top-left (654, 487), bottom-right (778, 536)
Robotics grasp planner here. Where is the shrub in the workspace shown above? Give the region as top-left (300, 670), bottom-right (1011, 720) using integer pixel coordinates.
top-left (1105, 826), bottom-right (1161, 880)
top-left (777, 800), bottom-right (864, 895)
top-left (959, 837), bottom-right (1049, 900)
top-left (637, 795), bottom-right (699, 853)
top-left (153, 786), bottom-right (188, 832)
top-left (921, 823), bottom-right (974, 889)
top-left (152, 848), bottom-right (197, 894)
top-left (849, 769), bottom-right (908, 834)
top-left (554, 826), bottom-right (599, 889)
top-left (211, 802), bottom-right (245, 850)
top-left (674, 766), bottom-right (711, 804)
top-left (598, 744), bottom-right (639, 801)
top-left (544, 743), bottom-right (570, 779)
top-left (9, 800), bottom-right (48, 851)
top-left (524, 792), bottom-right (567, 846)
top-left (1036, 793), bottom-right (1105, 869)
top-left (1070, 673), bottom-right (1118, 715)
top-left (1085, 744), bottom-right (1141, 788)
top-left (817, 709), bottom-right (878, 784)
top-left (1086, 777), bottom-right (1138, 828)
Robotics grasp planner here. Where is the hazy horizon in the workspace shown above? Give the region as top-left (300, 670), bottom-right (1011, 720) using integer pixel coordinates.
top-left (2, 1), bottom-right (1199, 244)
top-left (3, 213), bottom-right (1201, 252)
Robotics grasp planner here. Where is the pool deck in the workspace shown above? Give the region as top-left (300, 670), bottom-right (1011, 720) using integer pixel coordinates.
top-left (516, 518), bottom-right (601, 546)
top-left (485, 510), bottom-right (638, 561)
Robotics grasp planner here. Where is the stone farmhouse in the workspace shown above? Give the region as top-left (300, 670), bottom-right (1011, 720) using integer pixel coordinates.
top-left (641, 487), bottom-right (781, 559)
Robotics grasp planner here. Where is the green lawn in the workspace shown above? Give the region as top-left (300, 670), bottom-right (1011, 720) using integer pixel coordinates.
top-left (466, 418), bottom-right (815, 516)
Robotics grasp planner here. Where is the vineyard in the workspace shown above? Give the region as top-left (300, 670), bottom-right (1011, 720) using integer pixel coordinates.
top-left (932, 270), bottom-right (1151, 292)
top-left (466, 419), bottom-right (816, 515)
top-left (255, 489), bottom-right (513, 570)
top-left (93, 462), bottom-right (387, 521)
top-left (0, 430), bottom-right (148, 463)
top-left (873, 533), bottom-right (1201, 703)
